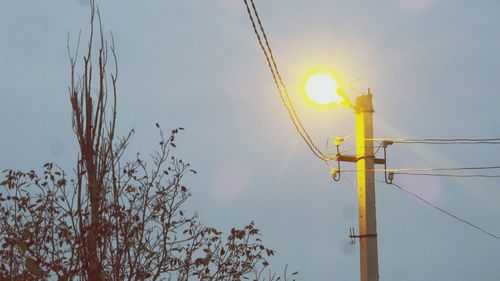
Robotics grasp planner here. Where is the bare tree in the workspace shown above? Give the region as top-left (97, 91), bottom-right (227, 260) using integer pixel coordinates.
top-left (0, 1), bottom-right (297, 281)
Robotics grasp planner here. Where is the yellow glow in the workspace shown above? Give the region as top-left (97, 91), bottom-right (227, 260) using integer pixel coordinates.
top-left (304, 73), bottom-right (343, 105)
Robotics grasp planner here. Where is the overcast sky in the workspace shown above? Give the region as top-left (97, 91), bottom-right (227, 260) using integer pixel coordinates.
top-left (1, 0), bottom-right (500, 280)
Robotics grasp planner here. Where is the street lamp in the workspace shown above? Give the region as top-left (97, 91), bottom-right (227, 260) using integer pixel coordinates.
top-left (305, 72), bottom-right (382, 281)
top-left (304, 73), bottom-right (354, 108)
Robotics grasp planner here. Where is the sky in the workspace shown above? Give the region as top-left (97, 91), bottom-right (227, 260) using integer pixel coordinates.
top-left (1, 0), bottom-right (500, 280)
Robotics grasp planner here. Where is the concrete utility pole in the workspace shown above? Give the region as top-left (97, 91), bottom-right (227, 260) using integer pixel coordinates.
top-left (355, 92), bottom-right (379, 281)
top-left (334, 90), bottom-right (380, 281)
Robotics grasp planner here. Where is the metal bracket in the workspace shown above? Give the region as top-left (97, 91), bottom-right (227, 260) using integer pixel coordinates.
top-left (335, 154), bottom-right (386, 165)
top-left (382, 140), bottom-right (394, 184)
top-left (331, 166), bottom-right (341, 182)
top-left (331, 137), bottom-right (388, 182)
top-left (331, 138), bottom-right (343, 182)
top-left (349, 227), bottom-right (378, 245)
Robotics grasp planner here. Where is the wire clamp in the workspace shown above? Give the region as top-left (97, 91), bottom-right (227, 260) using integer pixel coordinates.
top-left (349, 227), bottom-right (378, 245)
top-left (331, 168), bottom-right (340, 181)
top-left (334, 137), bottom-right (345, 147)
top-left (383, 140), bottom-right (394, 184)
top-left (388, 171), bottom-right (394, 182)
top-left (330, 138), bottom-right (344, 182)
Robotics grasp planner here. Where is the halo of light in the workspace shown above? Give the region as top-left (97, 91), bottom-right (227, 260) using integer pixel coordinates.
top-left (304, 73), bottom-right (343, 105)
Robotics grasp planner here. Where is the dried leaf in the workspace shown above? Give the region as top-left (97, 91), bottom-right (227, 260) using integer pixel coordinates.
top-left (202, 253), bottom-right (212, 266)
top-left (25, 257), bottom-right (43, 276)
top-left (17, 241), bottom-right (27, 255)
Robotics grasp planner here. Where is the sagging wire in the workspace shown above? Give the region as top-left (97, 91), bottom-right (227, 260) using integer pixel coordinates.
top-left (377, 180), bottom-right (500, 240)
top-left (243, 0), bottom-right (334, 162)
top-left (242, 1), bottom-right (500, 181)
top-left (380, 140), bottom-right (500, 239)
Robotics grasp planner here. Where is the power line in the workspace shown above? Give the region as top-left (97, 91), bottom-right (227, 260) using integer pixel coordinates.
top-left (394, 172), bottom-right (500, 178)
top-left (341, 165), bottom-right (500, 173)
top-left (372, 138), bottom-right (500, 141)
top-left (242, 0), bottom-right (500, 180)
top-left (378, 180), bottom-right (500, 240)
top-left (243, 0), bottom-right (334, 161)
top-left (243, 0), bottom-right (324, 160)
top-left (369, 138), bottom-right (500, 144)
top-left (391, 141), bottom-right (500, 144)
top-left (337, 166), bottom-right (500, 179)
top-left (397, 166), bottom-right (500, 172)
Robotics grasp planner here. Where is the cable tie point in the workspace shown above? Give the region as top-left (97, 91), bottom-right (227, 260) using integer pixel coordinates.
top-left (388, 172), bottom-right (394, 182)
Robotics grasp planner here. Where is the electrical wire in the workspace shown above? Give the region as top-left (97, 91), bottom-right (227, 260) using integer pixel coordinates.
top-left (338, 147), bottom-right (357, 154)
top-left (393, 172), bottom-right (500, 178)
top-left (341, 165), bottom-right (500, 173)
top-left (391, 141), bottom-right (500, 144)
top-left (372, 138), bottom-right (500, 141)
top-left (244, 0), bottom-right (325, 160)
top-left (337, 144), bottom-right (384, 155)
top-left (397, 166), bottom-right (500, 172)
top-left (373, 142), bottom-right (384, 155)
top-left (338, 166), bottom-right (500, 178)
top-left (344, 173), bottom-right (357, 188)
top-left (368, 138), bottom-right (500, 144)
top-left (243, 0), bottom-right (334, 161)
top-left (242, 0), bottom-right (500, 180)
top-left (377, 180), bottom-right (500, 240)
top-left (348, 78), bottom-right (367, 95)
top-left (244, 0), bottom-right (500, 244)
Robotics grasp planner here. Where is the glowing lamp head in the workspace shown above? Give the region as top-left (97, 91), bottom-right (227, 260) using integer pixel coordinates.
top-left (305, 73), bottom-right (343, 105)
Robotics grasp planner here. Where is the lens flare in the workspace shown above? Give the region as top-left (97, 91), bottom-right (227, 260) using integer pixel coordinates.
top-left (305, 73), bottom-right (343, 105)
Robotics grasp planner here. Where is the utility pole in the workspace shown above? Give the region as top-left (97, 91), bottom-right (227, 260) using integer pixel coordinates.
top-left (334, 90), bottom-right (380, 281)
top-left (355, 91), bottom-right (379, 281)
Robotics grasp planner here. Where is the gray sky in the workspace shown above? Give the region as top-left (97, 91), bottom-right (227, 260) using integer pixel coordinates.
top-left (1, 0), bottom-right (500, 280)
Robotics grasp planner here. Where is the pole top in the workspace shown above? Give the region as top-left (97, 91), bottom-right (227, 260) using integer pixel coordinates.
top-left (355, 89), bottom-right (374, 113)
